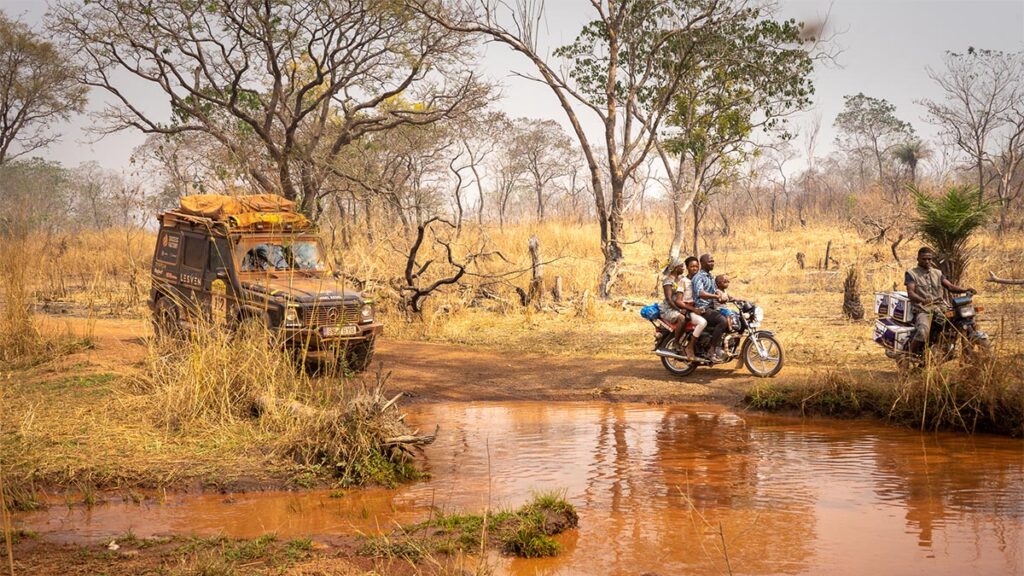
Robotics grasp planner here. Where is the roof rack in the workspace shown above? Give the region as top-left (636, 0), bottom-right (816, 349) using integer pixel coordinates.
top-left (159, 209), bottom-right (313, 233)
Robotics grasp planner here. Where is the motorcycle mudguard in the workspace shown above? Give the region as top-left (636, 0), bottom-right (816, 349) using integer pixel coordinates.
top-left (751, 330), bottom-right (775, 338)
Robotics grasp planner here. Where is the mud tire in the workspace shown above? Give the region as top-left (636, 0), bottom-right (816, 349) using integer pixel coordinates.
top-left (152, 297), bottom-right (182, 339)
top-left (658, 332), bottom-right (698, 377)
top-left (343, 337), bottom-right (376, 373)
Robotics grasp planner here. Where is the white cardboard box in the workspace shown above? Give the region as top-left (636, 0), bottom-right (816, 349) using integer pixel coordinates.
top-left (888, 291), bottom-right (913, 323)
top-left (873, 318), bottom-right (914, 351)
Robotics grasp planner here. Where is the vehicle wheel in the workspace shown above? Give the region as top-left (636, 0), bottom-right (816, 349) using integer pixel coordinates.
top-left (152, 297), bottom-right (182, 339)
top-left (343, 337), bottom-right (376, 373)
top-left (742, 334), bottom-right (784, 378)
top-left (658, 332), bottom-right (698, 377)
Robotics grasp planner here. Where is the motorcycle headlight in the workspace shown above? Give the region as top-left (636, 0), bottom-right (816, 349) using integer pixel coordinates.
top-left (284, 305), bottom-right (301, 327)
top-left (754, 307), bottom-right (764, 324)
top-left (360, 303), bottom-right (373, 321)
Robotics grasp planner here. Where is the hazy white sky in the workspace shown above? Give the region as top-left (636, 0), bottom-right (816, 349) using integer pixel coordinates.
top-left (2, 0), bottom-right (1023, 175)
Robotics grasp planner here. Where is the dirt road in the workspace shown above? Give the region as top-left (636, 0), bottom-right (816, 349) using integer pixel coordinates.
top-left (39, 315), bottom-right (783, 405)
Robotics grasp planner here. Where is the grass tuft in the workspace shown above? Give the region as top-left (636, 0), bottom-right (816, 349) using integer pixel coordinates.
top-left (361, 491), bottom-right (578, 560)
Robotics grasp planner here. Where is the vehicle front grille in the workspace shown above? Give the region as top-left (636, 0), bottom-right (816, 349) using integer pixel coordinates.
top-left (302, 303), bottom-right (359, 326)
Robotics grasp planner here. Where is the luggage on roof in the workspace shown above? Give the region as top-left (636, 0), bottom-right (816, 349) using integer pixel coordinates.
top-left (179, 194), bottom-right (297, 219)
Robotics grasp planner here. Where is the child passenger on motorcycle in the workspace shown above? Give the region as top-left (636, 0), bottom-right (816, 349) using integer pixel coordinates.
top-left (714, 275), bottom-right (738, 332)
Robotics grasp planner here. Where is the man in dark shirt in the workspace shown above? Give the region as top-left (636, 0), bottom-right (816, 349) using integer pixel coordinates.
top-left (904, 246), bottom-right (975, 355)
top-left (692, 253), bottom-right (729, 361)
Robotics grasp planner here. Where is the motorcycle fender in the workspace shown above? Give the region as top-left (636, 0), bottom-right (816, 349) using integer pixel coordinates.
top-left (751, 330), bottom-right (775, 338)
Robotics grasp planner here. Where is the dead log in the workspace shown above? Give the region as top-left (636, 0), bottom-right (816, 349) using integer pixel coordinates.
top-left (987, 271), bottom-right (1024, 285)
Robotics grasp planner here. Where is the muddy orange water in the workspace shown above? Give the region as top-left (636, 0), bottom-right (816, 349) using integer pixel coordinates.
top-left (16, 402), bottom-right (1024, 575)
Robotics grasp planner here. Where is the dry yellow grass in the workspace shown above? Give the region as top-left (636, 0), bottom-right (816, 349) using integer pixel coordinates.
top-left (12, 214), bottom-right (1024, 370)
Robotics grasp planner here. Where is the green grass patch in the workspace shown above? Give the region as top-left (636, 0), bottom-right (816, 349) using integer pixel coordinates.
top-left (360, 491), bottom-right (578, 560)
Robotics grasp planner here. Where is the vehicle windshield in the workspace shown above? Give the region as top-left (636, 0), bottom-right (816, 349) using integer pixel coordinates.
top-left (239, 240), bottom-right (325, 272)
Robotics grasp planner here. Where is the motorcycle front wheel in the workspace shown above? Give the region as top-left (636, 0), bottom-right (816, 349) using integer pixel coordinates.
top-left (741, 333), bottom-right (784, 378)
top-left (658, 332), bottom-right (699, 377)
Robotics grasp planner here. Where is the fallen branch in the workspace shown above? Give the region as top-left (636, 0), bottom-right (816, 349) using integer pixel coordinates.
top-left (987, 271), bottom-right (1024, 285)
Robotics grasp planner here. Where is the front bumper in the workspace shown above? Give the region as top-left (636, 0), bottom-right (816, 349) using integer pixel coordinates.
top-left (282, 321), bottom-right (383, 351)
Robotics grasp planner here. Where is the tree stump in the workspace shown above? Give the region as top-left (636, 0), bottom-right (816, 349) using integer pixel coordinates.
top-left (796, 252), bottom-right (805, 269)
top-left (842, 266), bottom-right (865, 320)
top-left (552, 275), bottom-right (563, 302)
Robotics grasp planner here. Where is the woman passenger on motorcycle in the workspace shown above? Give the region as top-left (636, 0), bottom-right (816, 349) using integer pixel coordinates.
top-left (672, 257), bottom-right (707, 359)
top-left (660, 259), bottom-right (704, 360)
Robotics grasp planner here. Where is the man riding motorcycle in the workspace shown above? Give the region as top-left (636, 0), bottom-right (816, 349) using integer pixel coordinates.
top-left (904, 246), bottom-right (976, 356)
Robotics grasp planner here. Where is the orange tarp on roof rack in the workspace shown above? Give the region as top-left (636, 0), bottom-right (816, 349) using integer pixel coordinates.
top-left (179, 194), bottom-right (297, 219)
top-left (228, 211), bottom-right (309, 229)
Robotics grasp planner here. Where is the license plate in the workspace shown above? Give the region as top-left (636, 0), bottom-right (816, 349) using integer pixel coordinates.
top-left (322, 325), bottom-right (358, 337)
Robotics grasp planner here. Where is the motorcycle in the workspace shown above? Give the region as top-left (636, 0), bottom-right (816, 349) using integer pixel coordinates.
top-left (876, 291), bottom-right (990, 367)
top-left (647, 300), bottom-right (784, 378)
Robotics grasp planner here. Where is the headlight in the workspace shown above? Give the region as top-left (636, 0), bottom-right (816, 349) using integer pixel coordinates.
top-left (754, 307), bottom-right (764, 323)
top-left (284, 306), bottom-right (301, 327)
top-left (360, 303), bottom-right (373, 320)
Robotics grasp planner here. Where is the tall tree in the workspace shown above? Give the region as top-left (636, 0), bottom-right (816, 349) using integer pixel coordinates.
top-left (416, 0), bottom-right (747, 297)
top-left (833, 93), bottom-right (914, 187)
top-left (0, 11), bottom-right (86, 165)
top-left (921, 48), bottom-right (1024, 227)
top-left (52, 0), bottom-right (489, 217)
top-left (654, 8), bottom-right (815, 257)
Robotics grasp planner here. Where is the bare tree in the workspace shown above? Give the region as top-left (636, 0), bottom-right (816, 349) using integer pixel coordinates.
top-left (512, 118), bottom-right (573, 223)
top-left (0, 11), bottom-right (86, 165)
top-left (834, 93), bottom-right (915, 189)
top-left (490, 133), bottom-right (527, 229)
top-left (921, 48), bottom-right (1024, 208)
top-left (52, 0), bottom-right (489, 216)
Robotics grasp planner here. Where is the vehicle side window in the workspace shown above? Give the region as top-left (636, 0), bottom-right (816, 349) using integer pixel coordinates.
top-left (155, 231), bottom-right (181, 264)
top-left (209, 239), bottom-right (230, 274)
top-left (182, 235), bottom-right (206, 270)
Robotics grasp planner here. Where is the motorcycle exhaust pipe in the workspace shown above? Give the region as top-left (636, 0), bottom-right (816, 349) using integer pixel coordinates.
top-left (654, 348), bottom-right (690, 362)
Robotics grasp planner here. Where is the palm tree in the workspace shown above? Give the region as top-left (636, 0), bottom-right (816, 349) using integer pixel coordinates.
top-left (912, 185), bottom-right (991, 284)
top-left (893, 140), bottom-right (931, 185)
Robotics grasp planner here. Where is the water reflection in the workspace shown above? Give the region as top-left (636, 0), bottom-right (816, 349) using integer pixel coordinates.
top-left (15, 402), bottom-right (1024, 576)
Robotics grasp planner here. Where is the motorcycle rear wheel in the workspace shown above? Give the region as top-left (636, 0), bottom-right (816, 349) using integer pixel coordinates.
top-left (742, 334), bottom-right (784, 378)
top-left (658, 333), bottom-right (699, 377)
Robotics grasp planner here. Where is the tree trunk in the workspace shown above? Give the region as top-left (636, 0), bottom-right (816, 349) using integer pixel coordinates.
top-left (469, 162), bottom-right (485, 226)
top-left (669, 186), bottom-right (685, 260)
top-left (363, 197), bottom-right (375, 243)
top-left (692, 198), bottom-right (702, 257)
top-left (528, 235), bottom-right (544, 308)
top-left (598, 176), bottom-right (624, 300)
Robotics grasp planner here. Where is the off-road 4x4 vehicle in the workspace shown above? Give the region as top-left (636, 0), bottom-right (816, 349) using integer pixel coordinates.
top-left (149, 194), bottom-right (381, 371)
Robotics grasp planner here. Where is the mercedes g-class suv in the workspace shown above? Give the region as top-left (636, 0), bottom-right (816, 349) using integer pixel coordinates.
top-left (148, 194), bottom-right (381, 371)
